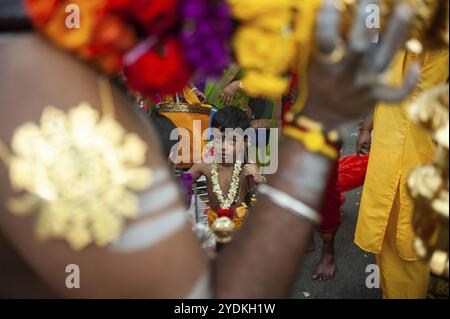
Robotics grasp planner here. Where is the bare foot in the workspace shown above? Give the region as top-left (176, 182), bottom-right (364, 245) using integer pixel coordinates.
top-left (312, 240), bottom-right (336, 281)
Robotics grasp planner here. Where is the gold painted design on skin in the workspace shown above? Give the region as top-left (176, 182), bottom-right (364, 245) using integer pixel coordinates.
top-left (0, 79), bottom-right (153, 250)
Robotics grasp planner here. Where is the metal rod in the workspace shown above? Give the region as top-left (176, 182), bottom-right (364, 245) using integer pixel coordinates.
top-left (194, 182), bottom-right (199, 224)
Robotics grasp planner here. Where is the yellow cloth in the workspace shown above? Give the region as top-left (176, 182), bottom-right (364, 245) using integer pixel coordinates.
top-left (355, 50), bottom-right (448, 298)
top-left (376, 186), bottom-right (430, 299)
top-left (291, 0), bottom-right (322, 113)
top-left (355, 50), bottom-right (449, 260)
top-left (182, 87), bottom-right (201, 105)
top-left (207, 206), bottom-right (248, 230)
top-left (162, 86), bottom-right (203, 104)
top-left (160, 87), bottom-right (212, 166)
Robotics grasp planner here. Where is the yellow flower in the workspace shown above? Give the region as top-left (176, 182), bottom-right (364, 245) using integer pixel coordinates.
top-left (234, 26), bottom-right (295, 74)
top-left (242, 72), bottom-right (289, 99)
top-left (227, 0), bottom-right (292, 22)
top-left (228, 0), bottom-right (296, 98)
top-left (8, 103), bottom-right (153, 250)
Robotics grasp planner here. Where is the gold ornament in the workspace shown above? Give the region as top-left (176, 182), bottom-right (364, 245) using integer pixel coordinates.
top-left (282, 126), bottom-right (340, 160)
top-left (407, 84), bottom-right (449, 278)
top-left (2, 102), bottom-right (153, 251)
top-left (408, 84), bottom-right (449, 133)
top-left (212, 217), bottom-right (236, 244)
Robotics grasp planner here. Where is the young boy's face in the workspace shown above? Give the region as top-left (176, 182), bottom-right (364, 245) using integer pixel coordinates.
top-left (213, 131), bottom-right (247, 165)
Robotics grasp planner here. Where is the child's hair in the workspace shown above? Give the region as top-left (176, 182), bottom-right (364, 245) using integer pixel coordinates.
top-left (211, 106), bottom-right (251, 132)
top-left (148, 108), bottom-right (178, 158)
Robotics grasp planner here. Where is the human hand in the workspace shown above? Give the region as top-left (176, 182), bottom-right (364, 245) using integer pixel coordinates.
top-left (220, 81), bottom-right (242, 106)
top-left (192, 88), bottom-right (207, 103)
top-left (301, 0), bottom-right (421, 129)
top-left (356, 129), bottom-right (372, 156)
top-left (243, 164), bottom-right (265, 185)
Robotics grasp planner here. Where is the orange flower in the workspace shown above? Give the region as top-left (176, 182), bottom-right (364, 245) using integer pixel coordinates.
top-left (25, 0), bottom-right (185, 95)
top-left (24, 0), bottom-right (60, 28)
top-left (79, 16), bottom-right (137, 60)
top-left (43, 0), bottom-right (107, 51)
top-left (95, 15), bottom-right (136, 52)
top-left (28, 0), bottom-right (138, 75)
top-left (94, 52), bottom-right (124, 75)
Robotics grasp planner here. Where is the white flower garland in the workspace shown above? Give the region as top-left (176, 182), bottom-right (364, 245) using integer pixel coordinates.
top-left (211, 160), bottom-right (243, 209)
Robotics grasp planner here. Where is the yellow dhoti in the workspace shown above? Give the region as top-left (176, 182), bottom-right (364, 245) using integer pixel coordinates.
top-left (376, 187), bottom-right (430, 299)
top-left (355, 50), bottom-right (449, 299)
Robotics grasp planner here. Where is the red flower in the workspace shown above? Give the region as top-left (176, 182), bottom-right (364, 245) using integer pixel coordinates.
top-left (106, 0), bottom-right (129, 10)
top-left (217, 208), bottom-right (234, 219)
top-left (108, 0), bottom-right (179, 36)
top-left (25, 0), bottom-right (185, 91)
top-left (124, 37), bottom-right (192, 96)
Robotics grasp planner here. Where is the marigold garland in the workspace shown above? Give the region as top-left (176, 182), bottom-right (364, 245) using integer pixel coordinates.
top-left (226, 0), bottom-right (296, 98)
top-left (24, 0), bottom-right (192, 96)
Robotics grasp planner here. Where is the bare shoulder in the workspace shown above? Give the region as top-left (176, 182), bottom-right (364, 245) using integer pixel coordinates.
top-left (189, 161), bottom-right (211, 176)
top-left (0, 33), bottom-right (207, 298)
top-left (199, 162), bottom-right (212, 176)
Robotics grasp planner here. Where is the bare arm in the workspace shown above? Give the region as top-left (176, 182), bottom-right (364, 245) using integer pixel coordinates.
top-left (215, 142), bottom-right (329, 297)
top-left (187, 163), bottom-right (205, 183)
top-left (216, 0), bottom-right (420, 297)
top-left (0, 34), bottom-right (206, 298)
top-left (361, 110), bottom-right (375, 131)
top-left (0, 35), bottom-right (324, 298)
top-left (0, 0), bottom-right (419, 299)
top-left (188, 81), bottom-right (206, 103)
top-left (356, 109), bottom-right (375, 156)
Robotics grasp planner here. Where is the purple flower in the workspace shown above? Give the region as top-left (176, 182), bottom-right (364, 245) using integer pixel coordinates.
top-left (180, 0), bottom-right (233, 79)
top-left (179, 172), bottom-right (194, 208)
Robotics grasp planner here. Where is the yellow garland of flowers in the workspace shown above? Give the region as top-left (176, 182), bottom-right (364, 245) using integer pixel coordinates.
top-left (227, 0), bottom-right (296, 99)
top-left (229, 0), bottom-right (447, 105)
top-left (227, 0), bottom-right (292, 22)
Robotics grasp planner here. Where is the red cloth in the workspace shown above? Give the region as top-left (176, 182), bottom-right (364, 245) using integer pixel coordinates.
top-left (318, 154), bottom-right (369, 233)
top-left (319, 160), bottom-right (342, 233)
top-left (282, 71), bottom-right (299, 125)
top-left (338, 154), bottom-right (369, 193)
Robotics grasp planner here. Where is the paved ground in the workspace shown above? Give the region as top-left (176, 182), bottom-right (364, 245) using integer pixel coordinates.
top-left (290, 126), bottom-right (382, 299)
top-left (189, 124), bottom-right (384, 298)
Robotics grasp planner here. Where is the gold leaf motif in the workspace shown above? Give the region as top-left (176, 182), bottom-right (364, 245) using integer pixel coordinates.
top-left (6, 103), bottom-right (152, 251)
top-left (408, 84), bottom-right (449, 277)
top-left (408, 165), bottom-right (442, 199)
top-left (432, 190), bottom-right (449, 218)
top-left (435, 121), bottom-right (449, 149)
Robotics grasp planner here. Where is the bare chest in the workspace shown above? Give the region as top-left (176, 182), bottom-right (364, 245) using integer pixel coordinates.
top-left (203, 165), bottom-right (248, 211)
